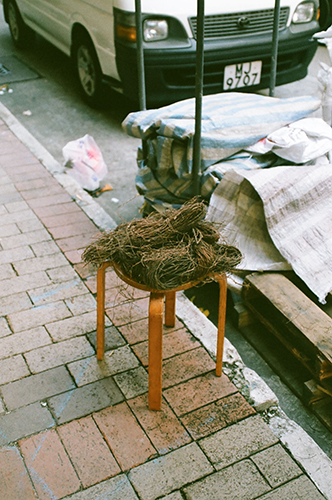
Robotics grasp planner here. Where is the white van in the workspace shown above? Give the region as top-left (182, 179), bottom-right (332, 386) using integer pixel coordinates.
top-left (3, 0), bottom-right (321, 106)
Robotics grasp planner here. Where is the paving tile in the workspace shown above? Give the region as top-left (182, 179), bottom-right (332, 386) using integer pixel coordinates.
top-left (251, 443), bottom-right (302, 488)
top-left (7, 300), bottom-right (71, 332)
top-left (2, 154), bottom-right (41, 168)
top-left (61, 475), bottom-right (139, 500)
top-left (65, 293), bottom-right (96, 315)
top-left (180, 393), bottom-right (256, 439)
top-left (163, 371), bottom-right (237, 415)
top-left (0, 229), bottom-right (51, 250)
top-left (33, 202), bottom-right (82, 219)
top-left (1, 366), bottom-right (75, 411)
top-left (82, 267), bottom-right (124, 293)
top-left (0, 403), bottom-right (54, 446)
top-left (200, 415), bottom-right (279, 470)
top-left (160, 492), bottom-right (183, 500)
top-left (184, 459), bottom-right (271, 500)
top-left (21, 185), bottom-right (65, 201)
top-left (15, 178), bottom-right (55, 191)
top-left (0, 263), bottom-right (16, 281)
top-left (118, 317), bottom-right (185, 345)
top-left (94, 402), bottom-right (156, 470)
top-left (0, 177), bottom-right (15, 189)
top-left (132, 328), bottom-right (200, 366)
top-left (26, 192), bottom-right (72, 208)
top-left (67, 345), bottom-right (139, 386)
top-left (28, 279), bottom-right (88, 305)
top-left (16, 218), bottom-right (46, 233)
top-left (128, 442), bottom-right (213, 500)
top-left (46, 265), bottom-right (79, 283)
top-left (9, 164), bottom-right (51, 178)
top-left (0, 355), bottom-right (30, 385)
top-left (13, 253), bottom-right (69, 274)
top-left (87, 325), bottom-right (126, 352)
top-left (0, 191), bottom-right (23, 205)
top-left (5, 200), bottom-right (29, 213)
top-left (118, 318), bottom-right (149, 344)
top-left (0, 209), bottom-right (36, 227)
top-left (114, 366), bottom-right (149, 399)
top-left (0, 327), bottom-right (52, 360)
top-left (48, 378), bottom-right (124, 424)
top-left (56, 233), bottom-right (97, 252)
top-left (107, 297), bottom-right (150, 326)
top-left (0, 271), bottom-right (51, 298)
top-left (74, 262), bottom-right (97, 280)
top-left (0, 292), bottom-right (33, 316)
top-left (58, 416), bottom-right (120, 488)
top-left (49, 221), bottom-right (98, 240)
top-left (258, 474), bottom-right (325, 499)
top-left (128, 393), bottom-right (191, 454)
top-left (104, 285), bottom-right (149, 308)
top-left (0, 446), bottom-right (37, 500)
top-left (162, 347), bottom-right (215, 388)
top-left (30, 240), bottom-right (60, 257)
top-left (24, 336), bottom-right (94, 373)
top-left (19, 429), bottom-right (80, 500)
top-left (46, 310), bottom-right (99, 342)
top-left (0, 317), bottom-right (11, 338)
top-left (41, 210), bottom-right (92, 228)
top-left (64, 248), bottom-right (84, 264)
top-left (0, 223), bottom-right (20, 237)
top-left (0, 245), bottom-right (34, 265)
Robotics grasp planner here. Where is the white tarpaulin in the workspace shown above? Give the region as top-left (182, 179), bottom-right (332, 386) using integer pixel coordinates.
top-left (208, 165), bottom-right (332, 303)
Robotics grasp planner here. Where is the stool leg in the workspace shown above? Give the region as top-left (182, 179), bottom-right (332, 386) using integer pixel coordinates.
top-left (96, 263), bottom-right (109, 360)
top-left (165, 291), bottom-right (176, 327)
top-left (216, 275), bottom-right (227, 376)
top-left (149, 292), bottom-right (164, 410)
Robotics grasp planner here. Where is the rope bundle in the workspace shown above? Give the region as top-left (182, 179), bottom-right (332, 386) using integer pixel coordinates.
top-left (82, 199), bottom-right (242, 290)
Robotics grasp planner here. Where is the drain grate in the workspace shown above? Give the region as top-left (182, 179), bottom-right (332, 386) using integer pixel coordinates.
top-left (0, 56), bottom-right (39, 84)
top-left (0, 63), bottom-right (11, 76)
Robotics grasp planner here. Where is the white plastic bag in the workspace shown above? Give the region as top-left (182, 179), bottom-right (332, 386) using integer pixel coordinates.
top-left (247, 118), bottom-right (332, 164)
top-left (317, 62), bottom-right (332, 125)
top-left (62, 134), bottom-right (107, 191)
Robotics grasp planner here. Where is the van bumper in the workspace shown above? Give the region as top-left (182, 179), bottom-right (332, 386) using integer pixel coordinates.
top-left (115, 31), bottom-right (318, 107)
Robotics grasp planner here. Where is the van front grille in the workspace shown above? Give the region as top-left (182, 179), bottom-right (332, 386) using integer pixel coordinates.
top-left (189, 8), bottom-right (290, 39)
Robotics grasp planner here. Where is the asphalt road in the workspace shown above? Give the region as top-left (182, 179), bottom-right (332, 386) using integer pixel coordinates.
top-left (1, 7), bottom-right (332, 459)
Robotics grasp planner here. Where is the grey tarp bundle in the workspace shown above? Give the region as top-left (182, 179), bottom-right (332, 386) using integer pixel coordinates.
top-left (207, 165), bottom-right (332, 304)
top-left (122, 92), bottom-right (321, 210)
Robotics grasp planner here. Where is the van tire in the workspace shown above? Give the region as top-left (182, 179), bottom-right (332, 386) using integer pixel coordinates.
top-left (73, 33), bottom-right (103, 106)
top-left (6, 0), bottom-right (34, 48)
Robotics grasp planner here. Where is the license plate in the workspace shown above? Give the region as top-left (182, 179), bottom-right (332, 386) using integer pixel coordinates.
top-left (223, 61), bottom-right (262, 90)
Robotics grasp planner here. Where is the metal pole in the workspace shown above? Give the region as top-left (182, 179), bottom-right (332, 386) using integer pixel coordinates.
top-left (135, 0), bottom-right (146, 110)
top-left (192, 0), bottom-right (205, 196)
top-left (269, 0), bottom-right (280, 96)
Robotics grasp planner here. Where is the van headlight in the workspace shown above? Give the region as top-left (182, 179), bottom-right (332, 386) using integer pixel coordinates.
top-left (292, 2), bottom-right (315, 23)
top-left (143, 19), bottom-right (168, 42)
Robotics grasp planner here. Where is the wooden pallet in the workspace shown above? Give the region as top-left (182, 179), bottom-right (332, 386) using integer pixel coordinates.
top-left (242, 272), bottom-right (332, 430)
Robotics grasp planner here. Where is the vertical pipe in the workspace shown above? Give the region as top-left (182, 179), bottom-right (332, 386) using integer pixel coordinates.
top-left (192, 0), bottom-right (205, 196)
top-left (269, 0), bottom-right (281, 97)
top-left (135, 0), bottom-right (146, 110)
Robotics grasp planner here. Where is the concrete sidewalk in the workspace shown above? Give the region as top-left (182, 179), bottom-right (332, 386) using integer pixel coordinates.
top-left (0, 110), bottom-right (331, 500)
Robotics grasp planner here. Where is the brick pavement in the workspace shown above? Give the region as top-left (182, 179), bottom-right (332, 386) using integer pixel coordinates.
top-left (0, 116), bottom-right (327, 499)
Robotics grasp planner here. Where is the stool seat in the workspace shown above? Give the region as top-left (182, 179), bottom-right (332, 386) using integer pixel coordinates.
top-left (96, 262), bottom-right (227, 410)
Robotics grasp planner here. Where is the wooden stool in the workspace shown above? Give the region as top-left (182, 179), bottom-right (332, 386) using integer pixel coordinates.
top-left (96, 262), bottom-right (227, 410)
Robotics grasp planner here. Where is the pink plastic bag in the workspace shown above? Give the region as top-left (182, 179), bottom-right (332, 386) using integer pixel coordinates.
top-left (63, 134), bottom-right (107, 191)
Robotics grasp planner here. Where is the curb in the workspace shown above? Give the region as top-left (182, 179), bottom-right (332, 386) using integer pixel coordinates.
top-left (0, 100), bottom-right (331, 499)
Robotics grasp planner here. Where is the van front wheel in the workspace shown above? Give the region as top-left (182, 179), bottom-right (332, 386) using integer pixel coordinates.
top-left (6, 0), bottom-right (34, 48)
top-left (73, 34), bottom-right (103, 106)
